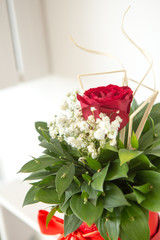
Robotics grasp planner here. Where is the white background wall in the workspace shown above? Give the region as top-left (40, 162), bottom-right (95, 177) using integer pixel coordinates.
top-left (1, 0), bottom-right (160, 181)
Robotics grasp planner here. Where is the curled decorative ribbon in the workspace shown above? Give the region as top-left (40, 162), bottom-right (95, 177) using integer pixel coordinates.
top-left (38, 210), bottom-right (160, 240)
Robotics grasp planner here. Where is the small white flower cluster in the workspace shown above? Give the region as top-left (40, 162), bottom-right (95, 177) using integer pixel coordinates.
top-left (48, 91), bottom-right (122, 159)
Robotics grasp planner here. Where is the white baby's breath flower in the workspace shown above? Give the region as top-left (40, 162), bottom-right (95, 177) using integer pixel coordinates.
top-left (108, 129), bottom-right (118, 139)
top-left (94, 129), bottom-right (105, 140)
top-left (60, 101), bottom-right (68, 110)
top-left (79, 121), bottom-right (89, 131)
top-left (87, 142), bottom-right (95, 153)
top-left (56, 114), bottom-right (68, 125)
top-left (99, 112), bottom-right (106, 119)
top-left (116, 116), bottom-right (123, 123)
top-left (87, 115), bottom-right (95, 122)
top-left (109, 138), bottom-right (117, 146)
top-left (91, 107), bottom-right (96, 112)
top-left (91, 151), bottom-right (98, 159)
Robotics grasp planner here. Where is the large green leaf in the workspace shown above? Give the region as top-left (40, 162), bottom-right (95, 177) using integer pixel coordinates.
top-left (86, 157), bottom-right (102, 171)
top-left (19, 155), bottom-right (64, 173)
top-left (146, 147), bottom-right (160, 157)
top-left (150, 103), bottom-right (160, 125)
top-left (35, 188), bottom-right (64, 204)
top-left (139, 123), bottom-right (160, 150)
top-left (135, 170), bottom-right (160, 211)
top-left (24, 170), bottom-right (53, 181)
top-left (40, 139), bottom-right (64, 156)
top-left (91, 164), bottom-right (110, 191)
top-left (106, 159), bottom-right (128, 180)
top-left (118, 149), bottom-right (143, 165)
top-left (70, 194), bottom-right (103, 226)
top-left (129, 154), bottom-right (155, 171)
top-left (96, 217), bottom-right (109, 240)
top-left (99, 145), bottom-right (118, 162)
top-left (63, 182), bottom-right (81, 205)
top-left (38, 175), bottom-right (55, 188)
top-left (106, 208), bottom-right (121, 240)
top-left (64, 214), bottom-right (82, 237)
top-left (23, 185), bottom-right (39, 206)
top-left (56, 164), bottom-right (75, 199)
top-left (103, 183), bottom-right (129, 209)
top-left (120, 204), bottom-right (149, 240)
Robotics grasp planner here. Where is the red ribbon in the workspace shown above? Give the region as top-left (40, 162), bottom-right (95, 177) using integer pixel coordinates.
top-left (38, 210), bottom-right (160, 240)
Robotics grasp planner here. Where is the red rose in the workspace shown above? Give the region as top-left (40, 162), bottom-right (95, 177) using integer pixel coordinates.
top-left (77, 84), bottom-right (133, 130)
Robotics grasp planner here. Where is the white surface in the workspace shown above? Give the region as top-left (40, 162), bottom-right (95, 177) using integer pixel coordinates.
top-left (44, 0), bottom-right (160, 98)
top-left (0, 179), bottom-right (63, 240)
top-left (0, 74), bottom-right (79, 181)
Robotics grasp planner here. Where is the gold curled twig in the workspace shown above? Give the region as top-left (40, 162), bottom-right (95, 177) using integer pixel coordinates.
top-left (122, 5), bottom-right (156, 94)
top-left (122, 5), bottom-right (158, 148)
top-left (70, 36), bottom-right (125, 71)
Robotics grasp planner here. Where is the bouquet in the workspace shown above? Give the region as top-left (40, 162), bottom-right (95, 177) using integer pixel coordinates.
top-left (19, 83), bottom-right (160, 240)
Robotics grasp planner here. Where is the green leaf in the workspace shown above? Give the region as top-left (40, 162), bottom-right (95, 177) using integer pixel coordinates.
top-left (64, 214), bottom-right (82, 237)
top-left (96, 217), bottom-right (109, 240)
top-left (73, 176), bottom-right (81, 187)
top-left (131, 98), bottom-right (139, 112)
top-left (38, 175), bottom-right (55, 188)
top-left (99, 145), bottom-right (118, 162)
top-left (133, 189), bottom-right (146, 204)
top-left (63, 182), bottom-right (81, 205)
top-left (35, 188), bottom-right (64, 204)
top-left (59, 201), bottom-right (70, 214)
top-left (56, 164), bottom-right (75, 199)
top-left (86, 157), bottom-right (102, 171)
top-left (129, 154), bottom-right (156, 171)
top-left (146, 148), bottom-right (160, 157)
top-left (35, 121), bottom-right (49, 136)
top-left (135, 170), bottom-right (160, 211)
top-left (70, 194), bottom-right (103, 226)
top-left (106, 208), bottom-right (121, 240)
top-left (24, 170), bottom-right (53, 181)
top-left (133, 183), bottom-right (151, 194)
top-left (103, 183), bottom-right (129, 209)
top-left (40, 139), bottom-right (64, 156)
top-left (131, 131), bottom-right (139, 149)
top-left (119, 149), bottom-right (143, 165)
top-left (106, 159), bottom-right (128, 180)
top-left (139, 123), bottom-right (160, 150)
top-left (117, 139), bottom-right (125, 149)
top-left (19, 155), bottom-right (64, 173)
top-left (82, 174), bottom-right (92, 183)
top-left (120, 204), bottom-right (150, 240)
top-left (23, 186), bottom-right (39, 206)
top-left (81, 182), bottom-right (99, 202)
top-left (150, 103), bottom-right (160, 125)
top-left (46, 206), bottom-right (58, 227)
top-left (142, 119), bottom-right (150, 133)
top-left (91, 164), bottom-right (110, 191)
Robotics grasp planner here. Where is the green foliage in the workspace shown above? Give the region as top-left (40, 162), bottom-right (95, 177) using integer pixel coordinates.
top-left (23, 186), bottom-right (39, 206)
top-left (70, 194), bottom-right (103, 226)
top-left (64, 214), bottom-right (82, 237)
top-left (91, 164), bottom-right (110, 191)
top-left (131, 132), bottom-right (139, 149)
top-left (103, 183), bottom-right (130, 209)
top-left (55, 164), bottom-right (75, 199)
top-left (119, 149), bottom-right (143, 165)
top-left (20, 101), bottom-right (160, 240)
top-left (120, 203), bottom-right (150, 240)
